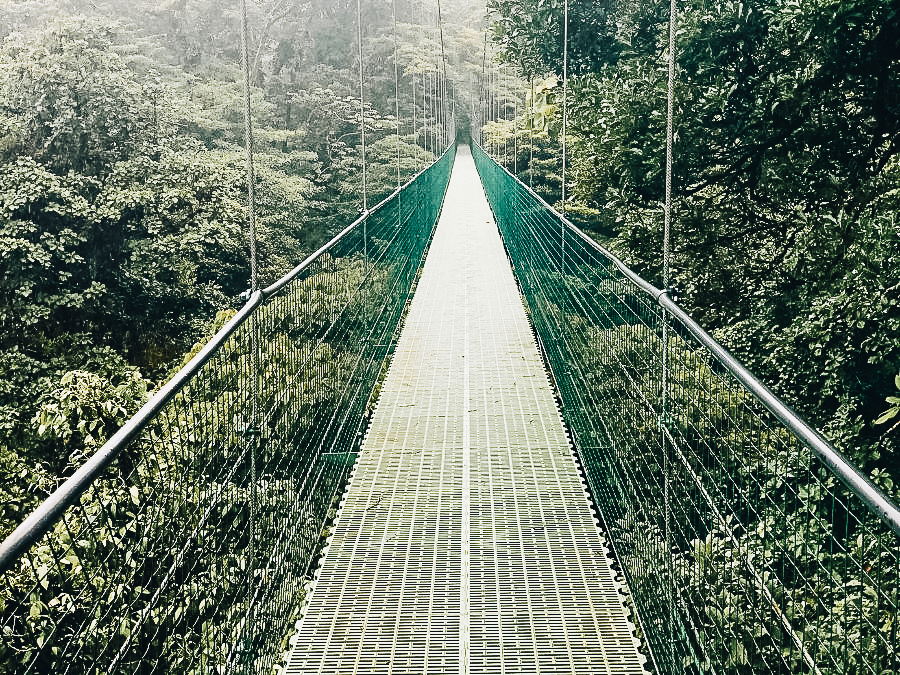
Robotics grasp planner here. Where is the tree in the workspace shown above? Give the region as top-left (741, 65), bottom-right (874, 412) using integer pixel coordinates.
top-left (0, 158), bottom-right (103, 350)
top-left (0, 18), bottom-right (156, 176)
top-left (488, 0), bottom-right (625, 78)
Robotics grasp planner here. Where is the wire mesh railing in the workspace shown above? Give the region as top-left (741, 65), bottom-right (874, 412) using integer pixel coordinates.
top-left (0, 145), bottom-right (455, 675)
top-left (472, 141), bottom-right (900, 675)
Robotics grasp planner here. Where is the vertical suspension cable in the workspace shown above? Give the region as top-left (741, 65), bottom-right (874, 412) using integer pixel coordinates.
top-left (501, 68), bottom-right (507, 168)
top-left (486, 64), bottom-right (490, 152)
top-left (473, 72), bottom-right (476, 144)
top-left (664, 3), bottom-right (676, 293)
top-left (494, 67), bottom-right (498, 157)
top-left (473, 72), bottom-right (477, 144)
top-left (507, 71), bottom-right (513, 169)
top-left (434, 73), bottom-right (438, 148)
top-left (561, 0), bottom-right (568, 215)
top-left (425, 70), bottom-right (434, 155)
top-left (392, 0), bottom-right (401, 190)
top-left (423, 69), bottom-right (428, 158)
top-left (436, 0), bottom-right (443, 148)
top-left (412, 62), bottom-right (418, 166)
top-left (433, 80), bottom-right (438, 150)
top-left (560, 0), bottom-right (568, 285)
top-left (492, 64), bottom-right (497, 155)
top-left (529, 77), bottom-right (534, 188)
top-left (238, 0), bottom-right (258, 658)
top-left (662, 0), bottom-right (678, 666)
top-left (488, 62), bottom-right (492, 153)
top-left (427, 0), bottom-right (433, 158)
top-left (437, 0), bottom-right (447, 148)
top-left (450, 71), bottom-right (454, 142)
top-left (239, 0), bottom-right (258, 291)
top-left (357, 0), bottom-right (368, 214)
top-left (416, 0), bottom-right (421, 167)
top-left (497, 67), bottom-right (501, 158)
top-left (452, 89), bottom-right (456, 144)
top-left (486, 61), bottom-right (490, 152)
top-left (435, 71), bottom-right (439, 150)
top-left (495, 65), bottom-right (499, 157)
top-left (430, 5), bottom-right (434, 153)
top-left (480, 32), bottom-right (487, 145)
top-left (433, 70), bottom-right (437, 155)
top-left (488, 63), bottom-right (492, 152)
top-left (392, 0), bottom-right (402, 244)
top-left (513, 88), bottom-right (517, 175)
top-left (506, 72), bottom-right (511, 169)
top-left (442, 58), bottom-right (446, 143)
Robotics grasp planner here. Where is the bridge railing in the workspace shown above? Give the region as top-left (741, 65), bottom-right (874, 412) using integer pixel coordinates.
top-left (473, 142), bottom-right (899, 675)
top-left (0, 145), bottom-right (456, 675)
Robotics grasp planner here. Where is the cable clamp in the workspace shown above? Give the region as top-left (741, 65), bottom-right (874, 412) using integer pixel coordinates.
top-left (663, 284), bottom-right (681, 303)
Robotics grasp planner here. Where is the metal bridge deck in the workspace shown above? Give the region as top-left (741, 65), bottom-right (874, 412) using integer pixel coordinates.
top-left (285, 146), bottom-right (646, 674)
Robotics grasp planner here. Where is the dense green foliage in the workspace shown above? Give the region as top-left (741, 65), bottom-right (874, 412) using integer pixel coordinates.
top-left (488, 0), bottom-right (900, 487)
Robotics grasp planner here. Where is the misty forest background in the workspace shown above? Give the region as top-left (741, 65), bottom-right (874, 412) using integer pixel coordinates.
top-left (1, 0), bottom-right (899, 547)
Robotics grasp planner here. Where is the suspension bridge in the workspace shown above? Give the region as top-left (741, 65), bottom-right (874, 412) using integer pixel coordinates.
top-left (1, 140), bottom-right (898, 675)
top-left (2, 0), bottom-right (898, 669)
top-left (285, 145), bottom-right (645, 674)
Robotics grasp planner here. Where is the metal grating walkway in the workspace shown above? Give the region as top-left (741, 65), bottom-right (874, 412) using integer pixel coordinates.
top-left (285, 146), bottom-right (647, 675)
